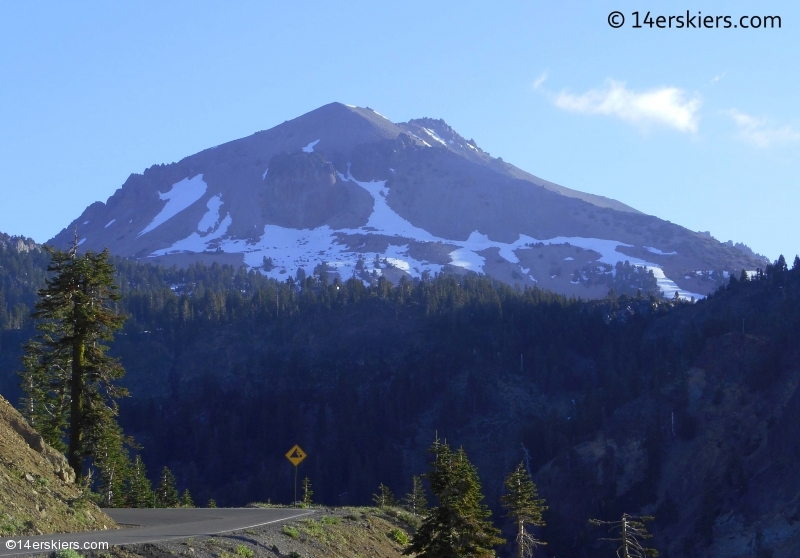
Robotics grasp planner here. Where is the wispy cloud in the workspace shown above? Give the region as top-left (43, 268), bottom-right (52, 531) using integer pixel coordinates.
top-left (710, 73), bottom-right (725, 84)
top-left (532, 72), bottom-right (548, 90)
top-left (725, 109), bottom-right (800, 148)
top-left (553, 80), bottom-right (701, 133)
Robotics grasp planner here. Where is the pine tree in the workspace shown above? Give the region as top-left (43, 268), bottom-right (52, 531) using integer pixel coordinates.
top-left (124, 454), bottom-right (154, 508)
top-left (501, 462), bottom-right (547, 558)
top-left (404, 439), bottom-right (504, 557)
top-left (157, 466), bottom-right (179, 507)
top-left (373, 482), bottom-right (397, 509)
top-left (207, 499), bottom-right (217, 508)
top-left (739, 269), bottom-right (749, 282)
top-left (180, 488), bottom-right (195, 508)
top-left (19, 246), bottom-right (129, 481)
top-left (589, 513), bottom-right (658, 557)
top-left (91, 419), bottom-right (133, 508)
top-left (302, 476), bottom-right (313, 506)
top-left (403, 475), bottom-right (428, 516)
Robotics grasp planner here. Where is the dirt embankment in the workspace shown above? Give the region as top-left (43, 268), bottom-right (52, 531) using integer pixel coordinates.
top-left (0, 394), bottom-right (115, 536)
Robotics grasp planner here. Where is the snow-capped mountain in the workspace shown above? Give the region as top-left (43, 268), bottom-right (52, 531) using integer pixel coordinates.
top-left (51, 103), bottom-right (764, 299)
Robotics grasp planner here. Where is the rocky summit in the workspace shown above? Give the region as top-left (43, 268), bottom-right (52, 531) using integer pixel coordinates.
top-left (51, 103), bottom-right (764, 299)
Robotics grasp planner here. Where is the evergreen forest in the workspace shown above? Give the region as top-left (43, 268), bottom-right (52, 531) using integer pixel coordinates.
top-left (2, 231), bottom-right (799, 557)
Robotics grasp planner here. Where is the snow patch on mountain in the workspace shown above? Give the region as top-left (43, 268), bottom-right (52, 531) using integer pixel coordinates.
top-left (302, 140), bottom-right (320, 153)
top-left (341, 171), bottom-right (439, 241)
top-left (647, 267), bottom-right (703, 300)
top-left (645, 246), bottom-right (677, 255)
top-left (197, 195), bottom-right (223, 233)
top-left (105, 219), bottom-right (116, 228)
top-left (449, 248), bottom-right (485, 271)
top-left (145, 169), bottom-right (700, 300)
top-left (422, 128), bottom-right (448, 147)
top-left (138, 175), bottom-right (207, 237)
top-left (152, 214), bottom-right (232, 256)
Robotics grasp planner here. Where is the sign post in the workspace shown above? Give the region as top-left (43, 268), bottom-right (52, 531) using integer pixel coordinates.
top-left (285, 444), bottom-right (307, 506)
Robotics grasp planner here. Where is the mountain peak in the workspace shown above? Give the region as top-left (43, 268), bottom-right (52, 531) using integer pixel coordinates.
top-left (50, 103), bottom-right (763, 299)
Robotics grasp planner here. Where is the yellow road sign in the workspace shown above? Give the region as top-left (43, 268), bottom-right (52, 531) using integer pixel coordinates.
top-left (285, 444), bottom-right (307, 466)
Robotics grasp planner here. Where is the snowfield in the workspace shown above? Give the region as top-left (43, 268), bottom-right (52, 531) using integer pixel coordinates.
top-left (302, 140), bottom-right (320, 153)
top-left (138, 175), bottom-right (208, 237)
top-left (148, 170), bottom-right (704, 300)
top-left (197, 195), bottom-right (223, 233)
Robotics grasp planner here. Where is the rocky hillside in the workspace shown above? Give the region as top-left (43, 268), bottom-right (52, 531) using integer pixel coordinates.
top-left (536, 261), bottom-right (800, 557)
top-left (0, 394), bottom-right (115, 536)
top-left (49, 103), bottom-right (765, 299)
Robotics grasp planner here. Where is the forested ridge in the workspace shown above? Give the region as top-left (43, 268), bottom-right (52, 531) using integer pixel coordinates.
top-left (1, 232), bottom-right (799, 557)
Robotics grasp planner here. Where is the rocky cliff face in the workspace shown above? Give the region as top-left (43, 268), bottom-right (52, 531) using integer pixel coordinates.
top-left (50, 102), bottom-right (765, 299)
top-left (0, 394), bottom-right (114, 536)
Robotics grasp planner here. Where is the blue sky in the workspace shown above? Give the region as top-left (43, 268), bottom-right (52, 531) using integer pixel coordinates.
top-left (1, 1), bottom-right (797, 260)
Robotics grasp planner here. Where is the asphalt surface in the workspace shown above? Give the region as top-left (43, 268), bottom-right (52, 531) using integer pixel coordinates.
top-left (0, 507), bottom-right (314, 556)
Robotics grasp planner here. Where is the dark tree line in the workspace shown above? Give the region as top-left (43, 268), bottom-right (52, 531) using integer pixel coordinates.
top-left (2, 238), bottom-right (799, 555)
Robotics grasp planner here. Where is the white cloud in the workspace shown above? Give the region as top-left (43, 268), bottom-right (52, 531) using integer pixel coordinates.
top-left (710, 73), bottom-right (725, 84)
top-left (554, 80), bottom-right (701, 133)
top-left (725, 109), bottom-right (800, 148)
top-left (532, 72), bottom-right (548, 90)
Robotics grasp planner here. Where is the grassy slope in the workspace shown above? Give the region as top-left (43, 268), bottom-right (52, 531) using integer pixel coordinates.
top-left (0, 394), bottom-right (115, 537)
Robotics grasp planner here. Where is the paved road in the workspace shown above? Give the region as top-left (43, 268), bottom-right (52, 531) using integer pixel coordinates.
top-left (1, 508), bottom-right (313, 556)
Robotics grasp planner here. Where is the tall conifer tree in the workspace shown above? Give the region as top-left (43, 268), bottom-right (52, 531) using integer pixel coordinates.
top-left (501, 462), bottom-right (547, 558)
top-left (125, 454), bottom-right (154, 508)
top-left (157, 466), bottom-right (180, 507)
top-left (19, 245), bottom-right (129, 482)
top-left (373, 482), bottom-right (396, 509)
top-left (403, 475), bottom-right (428, 516)
top-left (405, 439), bottom-right (504, 557)
top-left (590, 513), bottom-right (658, 557)
top-left (92, 419), bottom-right (132, 508)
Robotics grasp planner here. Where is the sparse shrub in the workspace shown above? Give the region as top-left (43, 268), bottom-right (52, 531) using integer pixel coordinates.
top-left (321, 515), bottom-right (341, 525)
top-left (288, 552), bottom-right (301, 558)
top-left (398, 512), bottom-right (421, 529)
top-left (283, 525), bottom-right (300, 539)
top-left (389, 528), bottom-right (409, 545)
top-left (235, 544), bottom-right (254, 557)
top-left (0, 513), bottom-right (26, 536)
top-left (300, 518), bottom-right (323, 537)
top-left (54, 550), bottom-right (83, 558)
